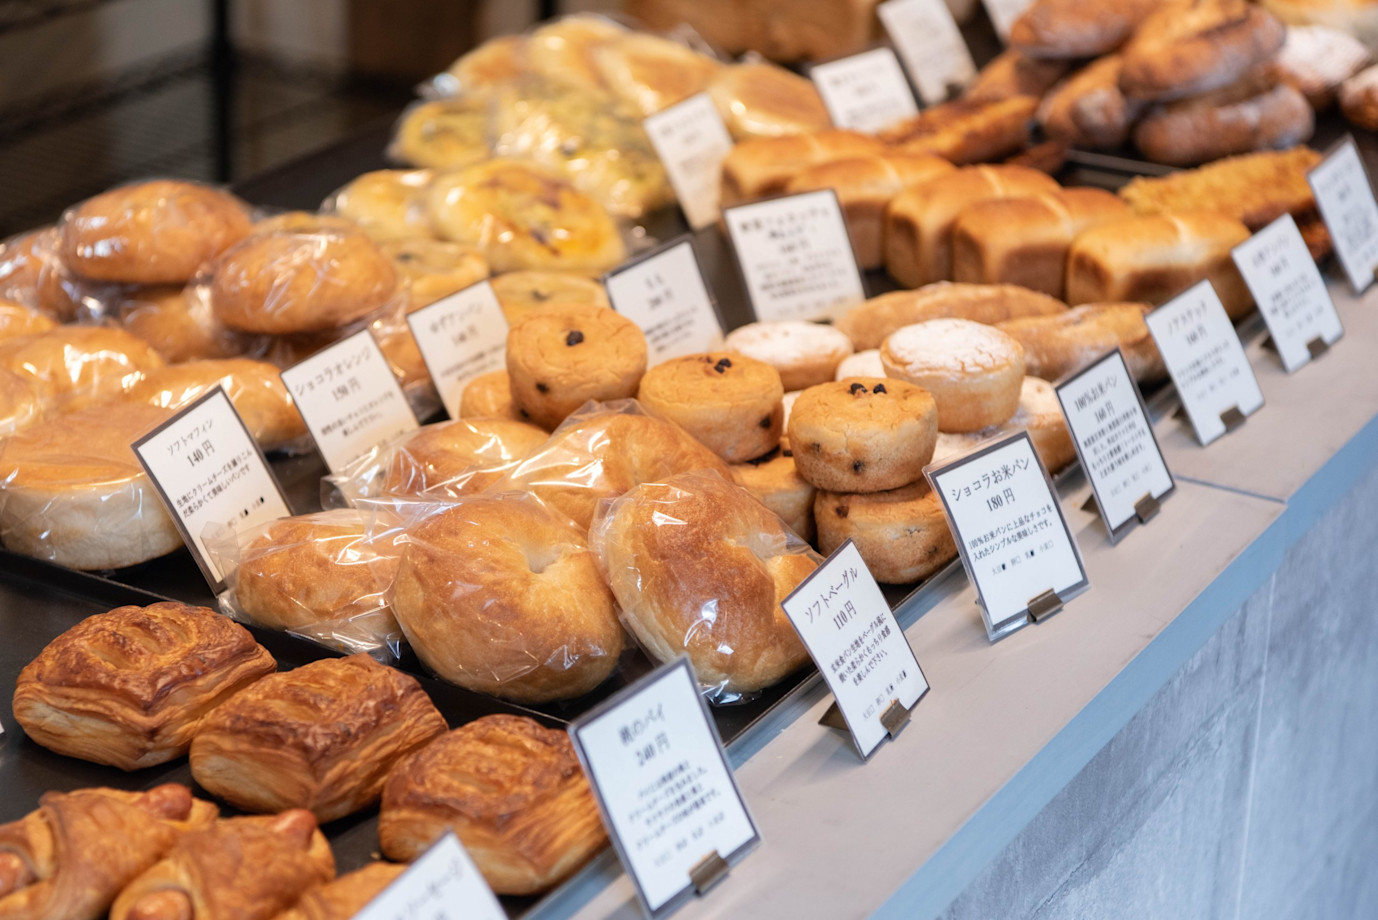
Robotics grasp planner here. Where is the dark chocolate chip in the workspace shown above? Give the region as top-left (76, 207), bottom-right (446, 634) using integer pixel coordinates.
top-left (852, 460), bottom-right (864, 472)
top-left (835, 505), bottom-right (849, 518)
top-left (849, 382), bottom-right (867, 395)
top-left (713, 357), bottom-right (732, 373)
top-left (759, 416), bottom-right (772, 428)
top-left (873, 383), bottom-right (887, 394)
top-left (565, 330), bottom-right (584, 346)
top-left (536, 382), bottom-right (549, 393)
top-left (782, 449), bottom-right (793, 458)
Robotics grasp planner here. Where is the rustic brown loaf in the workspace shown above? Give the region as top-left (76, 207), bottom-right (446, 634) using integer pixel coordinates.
top-left (785, 154), bottom-right (955, 268)
top-left (721, 130), bottom-right (883, 206)
top-left (963, 50), bottom-right (1071, 102)
top-left (997, 303), bottom-right (1166, 384)
top-left (1010, 0), bottom-right (1162, 59)
top-left (1119, 0), bottom-right (1287, 102)
top-left (1065, 212), bottom-right (1254, 319)
top-left (1270, 24), bottom-right (1373, 110)
top-left (1037, 56), bottom-right (1146, 149)
top-left (951, 188), bottom-right (1129, 299)
top-left (1133, 82), bottom-right (1314, 167)
top-left (1117, 147), bottom-right (1324, 230)
top-left (627, 0), bottom-right (882, 63)
top-left (884, 164), bottom-right (1060, 288)
top-left (836, 282), bottom-right (1067, 351)
top-left (881, 96), bottom-right (1039, 166)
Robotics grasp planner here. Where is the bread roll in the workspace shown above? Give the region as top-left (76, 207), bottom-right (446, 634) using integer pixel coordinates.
top-left (722, 321), bottom-right (855, 391)
top-left (0, 325), bottom-right (164, 412)
top-left (1133, 82), bottom-right (1314, 167)
top-left (881, 318), bottom-right (1027, 432)
top-left (382, 417), bottom-right (548, 498)
top-left (527, 14), bottom-right (627, 90)
top-left (708, 62), bottom-right (831, 140)
top-left (490, 270), bottom-right (609, 325)
top-left (637, 353), bottom-right (784, 462)
top-left (459, 369), bottom-right (524, 421)
top-left (1065, 212), bottom-right (1254, 319)
top-left (0, 300), bottom-right (55, 341)
top-left (837, 282), bottom-right (1068, 350)
top-left (730, 446), bottom-right (816, 542)
top-left (721, 130), bottom-right (882, 206)
top-left (788, 378), bottom-right (938, 492)
top-left (931, 375), bottom-right (1077, 473)
top-left (0, 227), bottom-right (80, 320)
top-left (382, 237), bottom-right (489, 312)
top-left (116, 285), bottom-right (244, 364)
top-left (592, 32), bottom-right (720, 116)
top-left (446, 34), bottom-right (530, 89)
top-left (330, 168), bottom-right (438, 240)
top-left (1119, 0), bottom-right (1287, 101)
top-left (997, 303), bottom-right (1166, 384)
top-left (815, 480), bottom-right (955, 584)
top-left (1037, 56), bottom-right (1145, 149)
top-left (880, 96), bottom-right (1039, 165)
top-left (392, 98), bottom-right (493, 171)
top-left (1011, 0), bottom-right (1161, 59)
top-left (0, 369), bottom-right (41, 437)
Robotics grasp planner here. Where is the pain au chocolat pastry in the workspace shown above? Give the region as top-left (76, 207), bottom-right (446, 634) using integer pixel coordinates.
top-left (13, 602), bottom-right (276, 770)
top-left (0, 784), bottom-right (217, 920)
top-left (379, 714), bottom-right (607, 895)
top-left (190, 654), bottom-right (448, 822)
top-left (272, 863), bottom-right (406, 920)
top-left (110, 811), bottom-right (335, 920)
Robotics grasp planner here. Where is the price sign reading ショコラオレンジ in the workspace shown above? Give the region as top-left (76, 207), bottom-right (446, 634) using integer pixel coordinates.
top-left (133, 386), bottom-right (291, 591)
top-left (604, 238), bottom-right (725, 363)
top-left (878, 0), bottom-right (977, 105)
top-left (780, 539), bottom-right (928, 759)
top-left (405, 279), bottom-right (509, 419)
top-left (1307, 135), bottom-right (1378, 293)
top-left (569, 658), bottom-right (760, 918)
top-left (279, 328), bottom-right (418, 475)
top-left (810, 47), bottom-right (920, 134)
top-left (643, 93), bottom-right (735, 230)
top-left (354, 833), bottom-right (505, 920)
top-left (1144, 280), bottom-right (1265, 446)
top-left (1055, 348), bottom-right (1175, 542)
top-left (927, 431), bottom-right (1089, 641)
top-left (723, 189), bottom-right (866, 323)
top-left (1231, 213), bottom-right (1344, 373)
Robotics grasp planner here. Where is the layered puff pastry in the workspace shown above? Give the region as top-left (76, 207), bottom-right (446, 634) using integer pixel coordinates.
top-left (109, 811), bottom-right (335, 920)
top-left (272, 863), bottom-right (406, 920)
top-left (0, 784), bottom-right (218, 920)
top-left (189, 654), bottom-right (448, 822)
top-left (378, 715), bottom-right (607, 895)
top-left (12, 602), bottom-right (277, 770)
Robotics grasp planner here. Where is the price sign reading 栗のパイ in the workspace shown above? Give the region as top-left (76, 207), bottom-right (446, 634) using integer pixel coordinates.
top-left (569, 658), bottom-right (759, 918)
top-left (927, 432), bottom-right (1089, 641)
top-left (405, 279), bottom-right (509, 419)
top-left (604, 238), bottom-right (725, 363)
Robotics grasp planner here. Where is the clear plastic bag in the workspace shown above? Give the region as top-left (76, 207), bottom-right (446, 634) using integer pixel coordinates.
top-left (0, 324), bottom-right (165, 413)
top-left (387, 98), bottom-right (497, 172)
top-left (590, 469), bottom-right (819, 704)
top-left (0, 228), bottom-right (85, 321)
top-left (114, 283), bottom-right (251, 364)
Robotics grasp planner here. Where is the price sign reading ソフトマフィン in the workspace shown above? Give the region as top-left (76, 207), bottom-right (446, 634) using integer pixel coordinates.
top-left (569, 658), bottom-right (759, 918)
top-left (354, 833), bottom-right (504, 920)
top-left (406, 279), bottom-right (509, 420)
top-left (605, 238), bottom-right (725, 363)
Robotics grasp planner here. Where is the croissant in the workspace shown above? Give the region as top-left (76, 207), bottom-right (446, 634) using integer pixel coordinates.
top-left (0, 783), bottom-right (218, 920)
top-left (110, 811), bottom-right (335, 920)
top-left (273, 863), bottom-right (406, 920)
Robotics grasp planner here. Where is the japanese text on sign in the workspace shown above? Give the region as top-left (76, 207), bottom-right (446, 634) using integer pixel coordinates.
top-left (354, 833), bottom-right (504, 920)
top-left (810, 48), bottom-right (919, 134)
top-left (605, 239), bottom-right (725, 362)
top-left (644, 93), bottom-right (735, 231)
top-left (1308, 136), bottom-right (1378, 293)
top-left (878, 0), bottom-right (977, 105)
top-left (406, 280), bottom-right (509, 419)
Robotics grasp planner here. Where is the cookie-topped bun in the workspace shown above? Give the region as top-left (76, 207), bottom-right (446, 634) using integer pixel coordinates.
top-left (723, 321), bottom-right (855, 391)
top-left (788, 378), bottom-right (938, 493)
top-left (506, 303), bottom-right (648, 430)
top-left (636, 353), bottom-right (783, 462)
top-left (880, 318), bottom-right (1025, 433)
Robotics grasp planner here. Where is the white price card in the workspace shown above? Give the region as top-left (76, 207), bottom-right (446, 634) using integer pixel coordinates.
top-left (1144, 280), bottom-right (1265, 447)
top-left (780, 540), bottom-right (928, 760)
top-left (405, 279), bottom-right (509, 419)
top-left (810, 47), bottom-right (920, 134)
top-left (878, 0), bottom-right (977, 105)
top-left (1055, 349), bottom-right (1175, 542)
top-left (569, 658), bottom-right (760, 918)
top-left (1232, 214), bottom-right (1345, 372)
top-left (355, 833), bottom-right (505, 920)
top-left (644, 93), bottom-right (735, 230)
top-left (605, 238), bottom-right (725, 363)
top-left (133, 387), bottom-right (291, 590)
top-left (279, 329), bottom-right (418, 475)
top-left (723, 189), bottom-right (866, 323)
top-left (927, 431), bottom-right (1089, 641)
top-left (1307, 135), bottom-right (1378, 293)
top-left (981, 0), bottom-right (1033, 42)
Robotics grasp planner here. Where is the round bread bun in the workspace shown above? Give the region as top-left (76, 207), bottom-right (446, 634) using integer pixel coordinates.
top-left (0, 368), bottom-right (42, 436)
top-left (427, 160), bottom-right (627, 274)
top-left (931, 376), bottom-right (1078, 475)
top-left (814, 479), bottom-right (956, 584)
top-left (788, 378), bottom-right (938, 492)
top-left (59, 180), bottom-right (251, 284)
top-left (880, 319), bottom-right (1026, 432)
top-left (636, 353), bottom-right (783, 462)
top-left (0, 299), bottom-right (56, 340)
top-left (501, 401), bottom-right (731, 530)
top-left (730, 446), bottom-right (817, 543)
top-left (594, 471), bottom-right (815, 698)
top-left (997, 302), bottom-right (1166, 385)
top-left (723, 321), bottom-right (854, 391)
top-left (459, 370), bottom-right (525, 421)
top-left (330, 169), bottom-right (437, 240)
top-left (382, 238), bottom-right (490, 313)
top-left (391, 495), bottom-right (625, 703)
top-left (0, 402), bottom-right (181, 569)
top-left (490, 271), bottom-right (610, 326)
top-left (506, 303), bottom-right (648, 430)
top-left (837, 283), bottom-right (1068, 351)
top-left (0, 325), bottom-right (165, 412)
top-left (835, 348), bottom-right (884, 380)
top-left (0, 228), bottom-right (81, 320)
top-left (209, 229), bottom-right (400, 335)
top-left (393, 99), bottom-right (493, 171)
top-left (382, 417), bottom-right (548, 498)
top-left (235, 509), bottom-right (401, 635)
top-left (592, 32), bottom-right (721, 116)
top-left (446, 34), bottom-right (531, 89)
top-left (708, 62), bottom-right (831, 140)
top-left (116, 285), bottom-right (244, 364)
top-left (527, 14), bottom-right (627, 89)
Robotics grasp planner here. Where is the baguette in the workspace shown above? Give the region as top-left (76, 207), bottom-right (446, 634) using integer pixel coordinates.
top-left (1117, 147), bottom-right (1323, 230)
top-left (1133, 83), bottom-right (1314, 167)
top-left (835, 282), bottom-right (1067, 351)
top-left (1119, 0), bottom-right (1286, 102)
top-left (1038, 56), bottom-right (1145, 150)
top-left (721, 130), bottom-right (883, 206)
top-left (1010, 0), bottom-right (1161, 59)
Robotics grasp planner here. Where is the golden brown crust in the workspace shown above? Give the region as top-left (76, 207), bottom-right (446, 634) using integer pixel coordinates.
top-left (393, 98), bottom-right (493, 171)
top-left (381, 238), bottom-right (490, 313)
top-left (0, 368), bottom-right (42, 437)
top-left (1119, 0), bottom-right (1287, 102)
top-left (0, 300), bottom-right (56, 341)
top-left (730, 446), bottom-right (816, 543)
top-left (815, 480), bottom-right (956, 584)
top-left (881, 96), bottom-right (1039, 166)
top-left (1011, 0), bottom-right (1161, 59)
top-left (837, 282), bottom-right (1067, 352)
top-left (1118, 146), bottom-right (1323, 230)
top-left (998, 303), bottom-right (1166, 384)
top-left (592, 32), bottom-right (721, 116)
top-left (59, 180), bottom-right (251, 284)
top-left (1133, 83), bottom-right (1314, 167)
top-left (190, 655), bottom-right (448, 822)
top-left (490, 271), bottom-right (609, 326)
top-left (382, 417), bottom-right (548, 498)
top-left (1037, 56), bottom-right (1145, 149)
top-left (720, 130), bottom-right (883, 206)
top-left (274, 863), bottom-right (406, 920)
top-left (789, 378), bottom-right (938, 493)
top-left (378, 715), bottom-right (607, 895)
top-left (13, 602), bottom-right (276, 769)
top-left (459, 370), bottom-right (525, 422)
top-left (331, 169), bottom-right (437, 240)
top-left (963, 50), bottom-right (1071, 102)
top-left (0, 325), bottom-right (165, 412)
top-left (636, 353), bottom-right (783, 462)
top-left (0, 228), bottom-right (81, 320)
top-left (391, 496), bottom-right (625, 704)
top-left (116, 286), bottom-right (244, 364)
top-left (707, 62), bottom-right (831, 141)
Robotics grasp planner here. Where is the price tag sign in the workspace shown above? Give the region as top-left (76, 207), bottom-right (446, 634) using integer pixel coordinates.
top-left (723, 189), bottom-right (866, 323)
top-left (810, 47), bottom-right (920, 134)
top-left (981, 0), bottom-right (1033, 42)
top-left (780, 540), bottom-right (928, 760)
top-left (279, 329), bottom-right (418, 475)
top-left (878, 0), bottom-right (977, 105)
top-left (569, 658), bottom-right (760, 919)
top-left (356, 833), bottom-right (505, 920)
top-left (133, 387), bottom-right (292, 591)
top-left (1307, 135), bottom-right (1378, 293)
top-left (644, 93), bottom-right (735, 230)
top-left (605, 238), bottom-right (725, 363)
top-left (927, 431), bottom-right (1089, 641)
top-left (405, 280), bottom-right (509, 419)
top-left (1144, 280), bottom-right (1265, 446)
top-left (1055, 349), bottom-right (1175, 542)
top-left (1232, 213), bottom-right (1344, 372)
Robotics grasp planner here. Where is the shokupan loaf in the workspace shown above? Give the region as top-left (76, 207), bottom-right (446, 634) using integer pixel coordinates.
top-left (721, 130), bottom-right (882, 206)
top-left (1065, 212), bottom-right (1254, 318)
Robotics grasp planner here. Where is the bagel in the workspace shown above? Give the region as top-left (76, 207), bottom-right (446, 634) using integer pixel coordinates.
top-left (880, 319), bottom-right (1026, 432)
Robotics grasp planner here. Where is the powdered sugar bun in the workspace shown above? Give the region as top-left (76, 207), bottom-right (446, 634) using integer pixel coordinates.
top-left (880, 318), bottom-right (1025, 433)
top-left (1274, 25), bottom-right (1372, 110)
top-left (930, 377), bottom-right (1075, 474)
top-left (724, 321), bottom-right (854, 391)
top-left (834, 349), bottom-right (884, 380)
